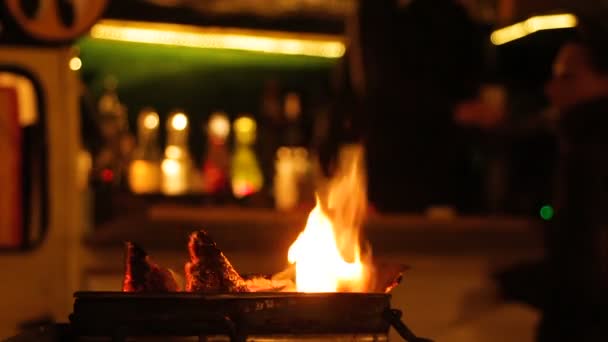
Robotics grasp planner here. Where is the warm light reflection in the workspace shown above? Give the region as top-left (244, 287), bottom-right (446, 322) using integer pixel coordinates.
top-left (287, 145), bottom-right (369, 292)
top-left (231, 179), bottom-right (257, 198)
top-left (89, 19), bottom-right (346, 58)
top-left (233, 116), bottom-right (257, 145)
top-left (491, 13), bottom-right (578, 45)
top-left (165, 145), bottom-right (183, 159)
top-left (234, 116), bottom-right (255, 134)
top-left (161, 158), bottom-right (188, 195)
top-left (161, 158), bottom-right (180, 175)
top-left (274, 147), bottom-right (298, 211)
top-left (69, 57), bottom-right (82, 71)
top-left (129, 160), bottom-right (161, 194)
top-left (284, 92), bottom-right (301, 120)
top-left (0, 72), bottom-right (38, 126)
top-left (208, 112), bottom-right (230, 140)
top-left (171, 113), bottom-right (188, 131)
top-left (230, 147), bottom-right (263, 198)
top-left (231, 115), bottom-right (262, 198)
top-left (490, 22), bottom-right (527, 45)
top-left (143, 112), bottom-right (159, 130)
top-left (525, 14), bottom-right (578, 32)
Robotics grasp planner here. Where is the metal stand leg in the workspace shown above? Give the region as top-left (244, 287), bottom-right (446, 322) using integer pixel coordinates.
top-left (111, 327), bottom-right (126, 342)
top-left (383, 309), bottom-right (433, 342)
top-left (111, 333), bottom-right (125, 342)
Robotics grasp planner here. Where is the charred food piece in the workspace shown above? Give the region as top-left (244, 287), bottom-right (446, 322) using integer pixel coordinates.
top-left (242, 274), bottom-right (292, 292)
top-left (371, 262), bottom-right (409, 293)
top-left (185, 230), bottom-right (249, 292)
top-left (122, 242), bottom-right (179, 292)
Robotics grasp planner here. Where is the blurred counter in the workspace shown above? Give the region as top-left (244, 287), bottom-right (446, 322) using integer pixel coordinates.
top-left (81, 206), bottom-right (544, 341)
top-left (85, 205), bottom-right (543, 255)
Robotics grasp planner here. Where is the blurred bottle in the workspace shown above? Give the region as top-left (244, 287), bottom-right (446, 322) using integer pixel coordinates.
top-left (128, 108), bottom-right (161, 194)
top-left (273, 92), bottom-right (314, 209)
top-left (480, 84), bottom-right (508, 213)
top-left (76, 74), bottom-right (98, 230)
top-left (161, 110), bottom-right (192, 195)
top-left (283, 92), bottom-right (304, 146)
top-left (231, 115), bottom-right (263, 198)
top-left (94, 76), bottom-right (133, 189)
top-left (274, 147), bottom-right (298, 210)
top-left (293, 146), bottom-right (314, 205)
top-left (273, 146), bottom-right (314, 210)
top-left (202, 111), bottom-right (231, 194)
top-left (259, 79), bottom-right (283, 198)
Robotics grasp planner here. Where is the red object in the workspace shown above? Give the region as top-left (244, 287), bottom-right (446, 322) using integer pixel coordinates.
top-left (123, 242), bottom-right (179, 292)
top-left (233, 183), bottom-right (255, 198)
top-left (0, 86), bottom-right (22, 247)
top-left (203, 161), bottom-right (227, 193)
top-left (367, 203), bottom-right (378, 214)
top-left (101, 168), bottom-right (114, 183)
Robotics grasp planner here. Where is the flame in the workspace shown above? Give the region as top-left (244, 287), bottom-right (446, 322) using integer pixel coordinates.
top-left (287, 145), bottom-right (369, 292)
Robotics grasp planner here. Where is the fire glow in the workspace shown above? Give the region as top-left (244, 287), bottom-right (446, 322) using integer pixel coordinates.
top-left (287, 146), bottom-right (370, 292)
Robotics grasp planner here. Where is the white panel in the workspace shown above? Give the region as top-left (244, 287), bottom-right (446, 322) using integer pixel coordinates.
top-left (0, 46), bottom-right (82, 339)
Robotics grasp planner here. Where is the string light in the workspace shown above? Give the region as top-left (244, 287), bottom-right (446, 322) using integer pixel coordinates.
top-left (491, 13), bottom-right (578, 46)
top-left (90, 19), bottom-right (346, 58)
top-left (69, 56), bottom-right (82, 71)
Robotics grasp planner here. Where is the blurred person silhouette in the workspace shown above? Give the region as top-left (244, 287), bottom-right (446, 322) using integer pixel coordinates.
top-left (535, 14), bottom-right (608, 342)
top-left (320, 0), bottom-right (484, 213)
top-left (486, 13), bottom-right (608, 342)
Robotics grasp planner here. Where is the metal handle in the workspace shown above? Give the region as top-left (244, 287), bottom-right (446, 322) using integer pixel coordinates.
top-left (217, 314), bottom-right (242, 342)
top-left (383, 309), bottom-right (434, 342)
top-left (195, 313), bottom-right (243, 342)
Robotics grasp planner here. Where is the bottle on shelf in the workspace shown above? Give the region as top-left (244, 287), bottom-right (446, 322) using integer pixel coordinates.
top-left (230, 115), bottom-right (263, 198)
top-left (95, 75), bottom-right (131, 188)
top-left (128, 108), bottom-right (161, 194)
top-left (161, 110), bottom-right (192, 196)
top-left (202, 111), bottom-right (231, 195)
top-left (273, 92), bottom-right (313, 210)
top-left (273, 146), bottom-right (313, 211)
top-left (258, 79), bottom-right (283, 200)
top-left (274, 147), bottom-right (298, 210)
top-left (283, 92), bottom-right (303, 147)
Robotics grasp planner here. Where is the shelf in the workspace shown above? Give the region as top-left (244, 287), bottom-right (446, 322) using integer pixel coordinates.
top-left (86, 205), bottom-right (543, 255)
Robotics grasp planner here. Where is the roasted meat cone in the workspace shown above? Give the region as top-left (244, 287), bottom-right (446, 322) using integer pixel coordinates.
top-left (122, 241), bottom-right (179, 292)
top-left (185, 230), bottom-right (249, 292)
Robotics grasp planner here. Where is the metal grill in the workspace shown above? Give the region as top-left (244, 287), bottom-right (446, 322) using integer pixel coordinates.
top-left (67, 292), bottom-right (431, 342)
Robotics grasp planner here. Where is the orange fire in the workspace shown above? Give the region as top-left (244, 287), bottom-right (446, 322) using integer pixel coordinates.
top-left (287, 145), bottom-right (370, 292)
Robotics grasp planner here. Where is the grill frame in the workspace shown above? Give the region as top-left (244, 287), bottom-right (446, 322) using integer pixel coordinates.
top-left (70, 291), bottom-right (392, 341)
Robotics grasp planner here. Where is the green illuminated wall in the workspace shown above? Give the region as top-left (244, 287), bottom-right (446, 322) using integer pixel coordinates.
top-left (77, 37), bottom-right (338, 159)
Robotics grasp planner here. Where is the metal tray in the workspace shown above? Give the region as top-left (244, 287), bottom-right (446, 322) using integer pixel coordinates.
top-left (70, 291), bottom-right (430, 342)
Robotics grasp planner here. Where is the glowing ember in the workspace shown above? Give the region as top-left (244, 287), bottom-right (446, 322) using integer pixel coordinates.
top-left (287, 145), bottom-right (370, 292)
